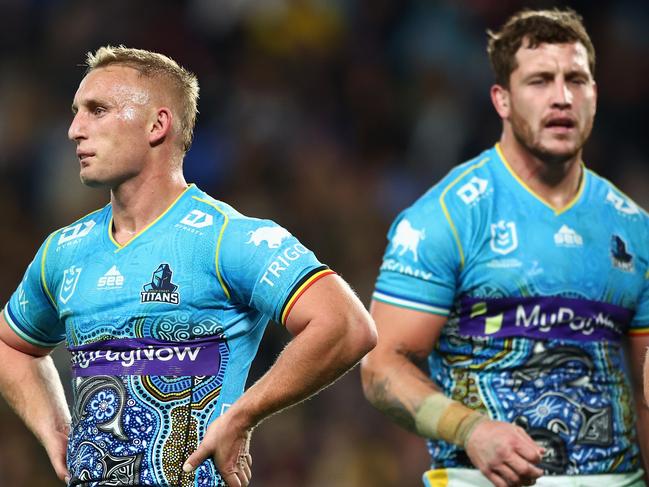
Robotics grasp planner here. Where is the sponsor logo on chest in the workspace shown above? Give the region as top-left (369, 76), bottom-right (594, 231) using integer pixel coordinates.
top-left (97, 265), bottom-right (125, 289)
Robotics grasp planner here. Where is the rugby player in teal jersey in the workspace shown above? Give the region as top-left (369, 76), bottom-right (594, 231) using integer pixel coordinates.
top-left (0, 46), bottom-right (376, 486)
top-left (362, 8), bottom-right (649, 487)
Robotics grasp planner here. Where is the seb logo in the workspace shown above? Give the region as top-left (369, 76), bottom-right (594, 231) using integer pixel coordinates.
top-left (97, 265), bottom-right (124, 289)
top-left (260, 244), bottom-right (310, 287)
top-left (247, 226), bottom-right (291, 248)
top-left (58, 221), bottom-right (96, 245)
top-left (180, 210), bottom-right (213, 228)
top-left (457, 177), bottom-right (489, 205)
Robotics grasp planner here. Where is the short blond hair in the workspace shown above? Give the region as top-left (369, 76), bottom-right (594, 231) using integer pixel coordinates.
top-left (85, 45), bottom-right (199, 153)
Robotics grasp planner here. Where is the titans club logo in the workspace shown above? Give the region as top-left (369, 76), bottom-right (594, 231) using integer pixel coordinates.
top-left (140, 263), bottom-right (180, 304)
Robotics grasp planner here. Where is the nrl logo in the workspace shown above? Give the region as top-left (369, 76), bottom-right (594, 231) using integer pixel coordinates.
top-left (60, 266), bottom-right (83, 304)
top-left (490, 220), bottom-right (518, 255)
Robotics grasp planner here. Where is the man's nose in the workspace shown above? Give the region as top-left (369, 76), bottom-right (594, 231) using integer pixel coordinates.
top-left (68, 112), bottom-right (86, 141)
top-left (551, 79), bottom-right (573, 109)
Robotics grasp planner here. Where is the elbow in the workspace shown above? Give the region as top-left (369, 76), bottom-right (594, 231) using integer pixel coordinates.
top-left (354, 311), bottom-right (378, 359)
top-left (338, 309), bottom-right (377, 367)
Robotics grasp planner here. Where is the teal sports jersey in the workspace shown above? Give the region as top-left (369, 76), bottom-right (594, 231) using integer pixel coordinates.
top-left (4, 184), bottom-right (333, 486)
top-left (374, 145), bottom-right (649, 475)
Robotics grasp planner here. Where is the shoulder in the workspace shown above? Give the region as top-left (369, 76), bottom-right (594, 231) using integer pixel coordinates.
top-left (190, 187), bottom-right (293, 248)
top-left (399, 147), bottom-right (499, 226)
top-left (586, 169), bottom-right (648, 221)
top-left (53, 205), bottom-right (109, 247)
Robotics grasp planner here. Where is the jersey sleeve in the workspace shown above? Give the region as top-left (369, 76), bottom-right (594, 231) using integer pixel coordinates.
top-left (218, 217), bottom-right (333, 324)
top-left (373, 189), bottom-right (462, 316)
top-left (3, 234), bottom-right (65, 347)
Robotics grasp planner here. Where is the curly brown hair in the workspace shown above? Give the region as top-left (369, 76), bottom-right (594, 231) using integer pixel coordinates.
top-left (487, 8), bottom-right (595, 87)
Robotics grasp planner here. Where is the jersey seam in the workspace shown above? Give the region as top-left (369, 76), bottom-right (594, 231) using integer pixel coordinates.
top-left (191, 196), bottom-right (231, 300)
top-left (438, 156), bottom-right (491, 269)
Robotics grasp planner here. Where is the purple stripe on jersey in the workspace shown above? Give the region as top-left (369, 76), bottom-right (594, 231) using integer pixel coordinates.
top-left (68, 336), bottom-right (227, 377)
top-left (458, 296), bottom-right (633, 342)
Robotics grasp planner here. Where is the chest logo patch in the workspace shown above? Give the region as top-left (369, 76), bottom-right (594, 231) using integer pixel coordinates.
top-left (490, 220), bottom-right (518, 255)
top-left (390, 219), bottom-right (425, 262)
top-left (611, 235), bottom-right (634, 273)
top-left (141, 263), bottom-right (180, 304)
top-left (60, 266), bottom-right (83, 304)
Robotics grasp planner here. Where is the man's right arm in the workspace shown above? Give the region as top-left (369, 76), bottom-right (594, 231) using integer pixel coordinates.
top-left (0, 311), bottom-right (70, 482)
top-left (360, 300), bottom-right (543, 487)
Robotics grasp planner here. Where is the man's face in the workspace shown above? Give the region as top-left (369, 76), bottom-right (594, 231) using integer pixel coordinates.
top-left (505, 41), bottom-right (597, 163)
top-left (68, 65), bottom-right (155, 187)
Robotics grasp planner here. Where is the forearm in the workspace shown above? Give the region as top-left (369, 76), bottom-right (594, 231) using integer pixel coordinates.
top-left (634, 395), bottom-right (649, 480)
top-left (228, 314), bottom-right (374, 430)
top-left (361, 351), bottom-right (484, 446)
top-left (0, 341), bottom-right (70, 445)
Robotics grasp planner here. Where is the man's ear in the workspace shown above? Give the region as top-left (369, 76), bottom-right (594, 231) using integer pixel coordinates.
top-left (490, 84), bottom-right (510, 119)
top-left (149, 107), bottom-right (173, 147)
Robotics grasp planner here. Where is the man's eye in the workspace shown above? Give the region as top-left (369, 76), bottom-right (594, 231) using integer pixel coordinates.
top-left (93, 107), bottom-right (106, 116)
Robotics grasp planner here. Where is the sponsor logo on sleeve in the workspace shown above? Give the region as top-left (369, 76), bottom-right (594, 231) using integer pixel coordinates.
top-left (97, 265), bottom-right (125, 290)
top-left (58, 220), bottom-right (96, 246)
top-left (140, 264), bottom-right (180, 304)
top-left (60, 266), bottom-right (83, 304)
top-left (610, 235), bottom-right (634, 272)
top-left (17, 284), bottom-right (29, 313)
top-left (553, 225), bottom-right (583, 247)
top-left (247, 226), bottom-right (291, 248)
top-left (456, 176), bottom-right (490, 205)
top-left (259, 244), bottom-right (310, 287)
top-left (390, 219), bottom-right (425, 262)
top-left (606, 189), bottom-right (639, 216)
top-left (490, 220), bottom-right (518, 255)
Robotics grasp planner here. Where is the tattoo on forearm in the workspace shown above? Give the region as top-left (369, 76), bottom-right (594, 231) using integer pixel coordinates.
top-left (368, 377), bottom-right (417, 432)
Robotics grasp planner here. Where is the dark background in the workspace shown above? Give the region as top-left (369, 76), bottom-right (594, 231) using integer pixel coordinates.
top-left (1, 0), bottom-right (647, 485)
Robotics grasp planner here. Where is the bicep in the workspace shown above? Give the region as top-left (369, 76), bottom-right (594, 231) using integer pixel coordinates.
top-left (369, 300), bottom-right (446, 362)
top-left (284, 274), bottom-right (369, 337)
top-left (0, 311), bottom-right (53, 357)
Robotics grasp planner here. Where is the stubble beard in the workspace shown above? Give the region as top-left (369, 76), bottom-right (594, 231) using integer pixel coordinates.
top-left (510, 108), bottom-right (592, 167)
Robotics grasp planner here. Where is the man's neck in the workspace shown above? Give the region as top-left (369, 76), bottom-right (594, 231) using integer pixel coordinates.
top-left (110, 170), bottom-right (188, 246)
top-left (498, 134), bottom-right (583, 211)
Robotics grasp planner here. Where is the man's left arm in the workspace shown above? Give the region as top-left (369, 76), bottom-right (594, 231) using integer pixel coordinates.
top-left (627, 333), bottom-right (649, 481)
top-left (183, 274), bottom-right (377, 486)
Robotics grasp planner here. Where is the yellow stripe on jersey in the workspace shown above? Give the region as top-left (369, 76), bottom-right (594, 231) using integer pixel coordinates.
top-left (193, 197), bottom-right (231, 300)
top-left (280, 268), bottom-right (335, 325)
top-left (439, 156), bottom-right (490, 269)
top-left (496, 143), bottom-right (587, 216)
top-left (110, 184), bottom-right (194, 252)
top-left (424, 469), bottom-right (449, 487)
top-left (40, 232), bottom-right (58, 309)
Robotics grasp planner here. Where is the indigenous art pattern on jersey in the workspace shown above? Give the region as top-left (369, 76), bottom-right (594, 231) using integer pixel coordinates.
top-left (374, 145), bottom-right (649, 475)
top-left (5, 185), bottom-right (333, 486)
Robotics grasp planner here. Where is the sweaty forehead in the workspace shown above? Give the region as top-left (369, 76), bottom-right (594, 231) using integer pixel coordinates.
top-left (514, 42), bottom-right (591, 76)
top-left (74, 66), bottom-right (152, 106)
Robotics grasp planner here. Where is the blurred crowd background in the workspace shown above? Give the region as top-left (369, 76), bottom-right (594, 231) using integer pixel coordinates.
top-left (1, 0), bottom-right (648, 485)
